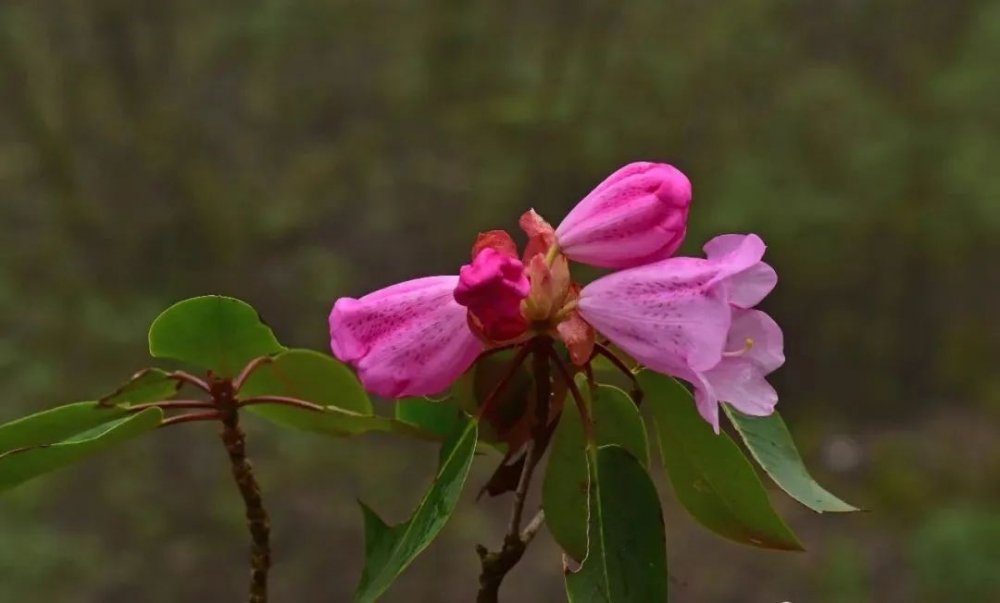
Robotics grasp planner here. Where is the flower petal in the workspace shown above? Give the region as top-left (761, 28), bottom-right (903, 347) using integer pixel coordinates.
top-left (704, 234), bottom-right (776, 308)
top-left (702, 359), bottom-right (779, 417)
top-left (578, 257), bottom-right (732, 373)
top-left (329, 276), bottom-right (482, 398)
top-left (688, 371), bottom-right (722, 433)
top-left (555, 162), bottom-right (691, 269)
top-left (729, 309), bottom-right (784, 374)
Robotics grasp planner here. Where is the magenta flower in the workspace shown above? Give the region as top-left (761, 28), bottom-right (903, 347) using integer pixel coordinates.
top-left (454, 247), bottom-right (530, 342)
top-left (329, 276), bottom-right (483, 398)
top-left (555, 162), bottom-right (692, 269)
top-left (577, 234), bottom-right (783, 432)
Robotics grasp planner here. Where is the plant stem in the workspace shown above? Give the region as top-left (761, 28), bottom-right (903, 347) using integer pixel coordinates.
top-left (474, 343), bottom-right (534, 421)
top-left (159, 410), bottom-right (226, 428)
top-left (477, 339), bottom-right (553, 603)
top-left (219, 407), bottom-right (271, 603)
top-left (592, 343), bottom-right (643, 405)
top-left (548, 348), bottom-right (596, 444)
top-left (129, 399), bottom-right (217, 412)
top-left (237, 395), bottom-right (326, 412)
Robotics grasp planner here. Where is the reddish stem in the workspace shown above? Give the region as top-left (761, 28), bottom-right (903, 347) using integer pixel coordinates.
top-left (167, 371), bottom-right (212, 393)
top-left (592, 343), bottom-right (643, 405)
top-left (237, 395), bottom-right (326, 413)
top-left (233, 356), bottom-right (274, 392)
top-left (127, 399), bottom-right (216, 412)
top-left (160, 410), bottom-right (226, 428)
top-left (474, 343), bottom-right (534, 421)
top-left (548, 347), bottom-right (596, 444)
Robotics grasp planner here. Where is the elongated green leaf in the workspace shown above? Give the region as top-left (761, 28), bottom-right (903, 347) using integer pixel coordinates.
top-left (394, 398), bottom-right (460, 440)
top-left (0, 408), bottom-right (163, 493)
top-left (543, 378), bottom-right (648, 561)
top-left (565, 445), bottom-right (668, 602)
top-left (100, 368), bottom-right (180, 406)
top-left (239, 349), bottom-right (371, 414)
top-left (354, 416), bottom-right (478, 602)
top-left (245, 404), bottom-right (431, 440)
top-left (723, 405), bottom-right (858, 513)
top-left (640, 372), bottom-right (804, 551)
top-left (0, 402), bottom-right (130, 453)
top-left (148, 296), bottom-right (285, 377)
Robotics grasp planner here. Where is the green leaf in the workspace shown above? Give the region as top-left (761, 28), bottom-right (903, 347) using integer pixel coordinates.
top-left (354, 416), bottom-right (478, 602)
top-left (640, 371), bottom-right (804, 551)
top-left (0, 402), bottom-right (130, 453)
top-left (543, 378), bottom-right (649, 561)
top-left (99, 369), bottom-right (180, 406)
top-left (565, 445), bottom-right (668, 602)
top-left (148, 295), bottom-right (285, 377)
top-left (245, 404), bottom-right (431, 440)
top-left (723, 405), bottom-right (858, 513)
top-left (394, 398), bottom-right (460, 439)
top-left (239, 349), bottom-right (371, 414)
top-left (0, 408), bottom-right (163, 493)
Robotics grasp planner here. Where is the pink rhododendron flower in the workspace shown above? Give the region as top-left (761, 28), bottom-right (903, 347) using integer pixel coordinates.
top-left (577, 234), bottom-right (782, 432)
top-left (329, 276), bottom-right (482, 398)
top-left (454, 247), bottom-right (530, 342)
top-left (329, 162), bottom-right (782, 437)
top-left (555, 162), bottom-right (692, 269)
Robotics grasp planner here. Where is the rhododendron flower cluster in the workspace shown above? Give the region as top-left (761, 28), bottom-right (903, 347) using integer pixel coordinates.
top-left (329, 161), bottom-right (784, 432)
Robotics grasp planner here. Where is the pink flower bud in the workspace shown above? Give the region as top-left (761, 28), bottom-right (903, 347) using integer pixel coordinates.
top-left (330, 276), bottom-right (482, 398)
top-left (454, 247), bottom-right (530, 342)
top-left (555, 162), bottom-right (692, 269)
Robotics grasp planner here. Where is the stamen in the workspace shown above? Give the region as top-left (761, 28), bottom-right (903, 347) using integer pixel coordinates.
top-left (722, 338), bottom-right (754, 358)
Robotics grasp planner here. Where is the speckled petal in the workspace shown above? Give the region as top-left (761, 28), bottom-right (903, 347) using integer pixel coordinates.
top-left (329, 276), bottom-right (482, 398)
top-left (578, 257), bottom-right (732, 373)
top-left (555, 162), bottom-right (691, 269)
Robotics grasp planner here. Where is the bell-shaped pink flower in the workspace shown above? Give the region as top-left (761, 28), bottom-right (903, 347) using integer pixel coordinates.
top-left (330, 276), bottom-right (482, 398)
top-left (555, 162), bottom-right (692, 269)
top-left (454, 247), bottom-right (530, 341)
top-left (577, 234), bottom-right (782, 432)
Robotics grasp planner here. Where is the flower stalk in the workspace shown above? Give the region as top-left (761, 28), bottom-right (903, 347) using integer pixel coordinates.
top-left (220, 407), bottom-right (271, 603)
top-left (213, 377), bottom-right (271, 603)
top-left (476, 339), bottom-right (554, 602)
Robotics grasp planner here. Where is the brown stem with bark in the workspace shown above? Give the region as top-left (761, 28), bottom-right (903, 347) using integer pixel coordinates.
top-left (215, 381), bottom-right (271, 603)
top-left (477, 339), bottom-right (552, 603)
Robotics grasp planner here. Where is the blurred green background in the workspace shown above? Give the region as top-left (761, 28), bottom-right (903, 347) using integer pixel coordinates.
top-left (2, 0), bottom-right (999, 601)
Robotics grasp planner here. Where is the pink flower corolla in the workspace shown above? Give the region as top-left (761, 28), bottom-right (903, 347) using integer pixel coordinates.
top-left (577, 234), bottom-right (783, 432)
top-left (329, 276), bottom-right (482, 398)
top-left (554, 162), bottom-right (692, 269)
top-left (454, 247), bottom-right (530, 342)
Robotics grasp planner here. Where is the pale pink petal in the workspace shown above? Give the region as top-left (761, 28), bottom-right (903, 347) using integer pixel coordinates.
top-left (728, 309), bottom-right (784, 373)
top-left (578, 257), bottom-right (731, 373)
top-left (704, 234), bottom-right (776, 308)
top-left (329, 276), bottom-right (482, 398)
top-left (690, 372), bottom-right (722, 434)
top-left (555, 162), bottom-right (691, 269)
top-left (702, 359), bottom-right (778, 417)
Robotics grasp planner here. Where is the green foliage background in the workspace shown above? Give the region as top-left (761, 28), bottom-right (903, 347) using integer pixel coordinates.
top-left (1, 0), bottom-right (999, 601)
